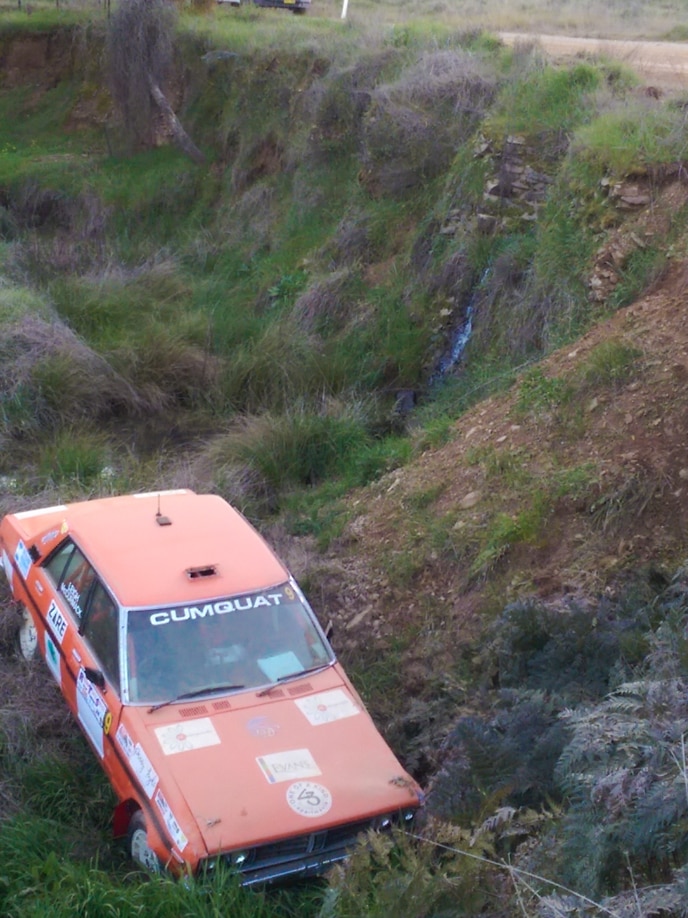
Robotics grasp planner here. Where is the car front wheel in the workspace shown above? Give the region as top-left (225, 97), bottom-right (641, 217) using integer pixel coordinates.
top-left (17, 606), bottom-right (38, 661)
top-left (128, 812), bottom-right (162, 874)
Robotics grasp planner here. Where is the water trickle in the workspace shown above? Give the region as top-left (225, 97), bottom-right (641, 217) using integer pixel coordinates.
top-left (429, 268), bottom-right (488, 385)
top-left (431, 304), bottom-right (474, 383)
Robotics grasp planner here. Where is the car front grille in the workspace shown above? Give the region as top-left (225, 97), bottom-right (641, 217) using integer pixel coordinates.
top-left (207, 811), bottom-right (415, 885)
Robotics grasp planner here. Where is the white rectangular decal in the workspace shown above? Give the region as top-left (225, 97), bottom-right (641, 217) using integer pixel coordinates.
top-left (46, 600), bottom-right (68, 644)
top-left (257, 748), bottom-right (321, 784)
top-left (1, 549), bottom-right (12, 588)
top-left (155, 718), bottom-right (220, 756)
top-left (116, 724), bottom-right (159, 797)
top-left (76, 668), bottom-right (108, 758)
top-left (15, 505), bottom-right (66, 519)
top-left (295, 689), bottom-right (361, 726)
top-left (45, 632), bottom-right (61, 684)
top-left (14, 540), bottom-right (32, 579)
top-left (155, 788), bottom-right (188, 851)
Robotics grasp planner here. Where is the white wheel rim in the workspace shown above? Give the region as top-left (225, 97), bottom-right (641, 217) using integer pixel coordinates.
top-left (131, 827), bottom-right (160, 873)
top-left (19, 612), bottom-right (38, 660)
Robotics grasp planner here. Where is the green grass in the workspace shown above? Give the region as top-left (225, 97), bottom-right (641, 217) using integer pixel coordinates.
top-left (574, 339), bottom-right (643, 391)
top-left (574, 103), bottom-right (688, 175)
top-left (514, 366), bottom-right (571, 417)
top-left (37, 428), bottom-right (113, 487)
top-left (487, 62), bottom-right (601, 139)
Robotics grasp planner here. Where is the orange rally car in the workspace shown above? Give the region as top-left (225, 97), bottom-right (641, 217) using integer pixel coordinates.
top-left (0, 490), bottom-right (422, 883)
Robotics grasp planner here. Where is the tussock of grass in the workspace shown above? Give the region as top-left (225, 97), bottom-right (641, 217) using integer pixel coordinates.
top-left (487, 61), bottom-right (600, 139)
top-left (0, 313), bottom-right (145, 442)
top-left (573, 101), bottom-right (688, 175)
top-left (574, 339), bottom-right (643, 391)
top-left (210, 400), bottom-right (371, 489)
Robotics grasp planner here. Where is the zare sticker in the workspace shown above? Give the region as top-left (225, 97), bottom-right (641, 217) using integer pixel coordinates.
top-left (257, 748), bottom-right (321, 784)
top-left (47, 600), bottom-right (68, 644)
top-left (116, 724), bottom-right (159, 798)
top-left (155, 718), bottom-right (221, 756)
top-left (295, 689), bottom-right (361, 727)
top-left (155, 789), bottom-right (188, 851)
top-left (76, 668), bottom-right (109, 758)
top-left (286, 781), bottom-right (333, 818)
top-left (45, 632), bottom-right (61, 684)
top-left (14, 541), bottom-right (32, 580)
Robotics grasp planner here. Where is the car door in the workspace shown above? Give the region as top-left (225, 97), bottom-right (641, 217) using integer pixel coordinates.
top-left (42, 540), bottom-right (122, 765)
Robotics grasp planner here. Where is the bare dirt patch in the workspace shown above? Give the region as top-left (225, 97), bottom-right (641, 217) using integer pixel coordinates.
top-left (499, 33), bottom-right (688, 90)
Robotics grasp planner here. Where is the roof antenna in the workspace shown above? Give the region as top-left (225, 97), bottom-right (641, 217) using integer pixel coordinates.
top-left (156, 493), bottom-right (172, 527)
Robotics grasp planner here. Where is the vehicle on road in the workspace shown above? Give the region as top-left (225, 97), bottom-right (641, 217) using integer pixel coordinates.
top-left (217, 0), bottom-right (311, 14)
top-left (0, 490), bottom-right (421, 884)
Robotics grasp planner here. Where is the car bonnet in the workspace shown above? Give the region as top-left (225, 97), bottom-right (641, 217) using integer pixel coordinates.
top-left (142, 677), bottom-right (420, 855)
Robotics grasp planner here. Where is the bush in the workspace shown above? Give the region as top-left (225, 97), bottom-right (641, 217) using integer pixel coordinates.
top-left (209, 401), bottom-right (372, 494)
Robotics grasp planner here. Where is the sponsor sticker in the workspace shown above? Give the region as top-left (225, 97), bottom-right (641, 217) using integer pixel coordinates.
top-left (45, 632), bottom-right (61, 684)
top-left (47, 600), bottom-right (68, 644)
top-left (295, 689), bottom-right (361, 726)
top-left (41, 529), bottom-right (60, 545)
top-left (155, 718), bottom-right (221, 756)
top-left (257, 748), bottom-right (321, 784)
top-left (60, 581), bottom-right (83, 618)
top-left (155, 788), bottom-right (188, 851)
top-left (76, 667), bottom-right (109, 758)
top-left (149, 590), bottom-right (286, 627)
top-left (14, 541), bottom-right (32, 580)
top-left (286, 781), bottom-right (332, 818)
top-left (117, 724), bottom-right (159, 797)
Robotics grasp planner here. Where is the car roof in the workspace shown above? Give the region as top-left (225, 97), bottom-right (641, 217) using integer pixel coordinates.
top-left (10, 490), bottom-right (287, 608)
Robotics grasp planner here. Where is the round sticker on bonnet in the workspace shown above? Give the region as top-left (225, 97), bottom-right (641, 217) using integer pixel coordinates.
top-left (286, 781), bottom-right (333, 818)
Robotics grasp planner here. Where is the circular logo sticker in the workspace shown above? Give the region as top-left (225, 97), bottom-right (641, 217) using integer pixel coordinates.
top-left (247, 716), bottom-right (279, 738)
top-left (286, 781), bottom-right (332, 818)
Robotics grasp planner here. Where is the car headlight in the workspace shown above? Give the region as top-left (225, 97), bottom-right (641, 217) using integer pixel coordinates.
top-left (230, 849), bottom-right (251, 868)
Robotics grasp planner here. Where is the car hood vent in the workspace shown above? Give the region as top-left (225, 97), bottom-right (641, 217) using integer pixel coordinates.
top-left (186, 565), bottom-right (218, 580)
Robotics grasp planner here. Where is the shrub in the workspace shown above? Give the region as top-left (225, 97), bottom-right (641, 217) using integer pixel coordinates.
top-left (219, 317), bottom-right (351, 413)
top-left (209, 402), bottom-right (372, 495)
top-left (0, 314), bottom-right (144, 440)
top-left (360, 50), bottom-right (496, 197)
top-left (37, 429), bottom-right (113, 487)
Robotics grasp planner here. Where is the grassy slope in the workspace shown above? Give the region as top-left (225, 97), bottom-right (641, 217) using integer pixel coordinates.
top-left (2, 2), bottom-right (688, 914)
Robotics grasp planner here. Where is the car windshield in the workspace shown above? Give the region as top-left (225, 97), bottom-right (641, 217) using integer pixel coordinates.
top-left (124, 582), bottom-right (333, 704)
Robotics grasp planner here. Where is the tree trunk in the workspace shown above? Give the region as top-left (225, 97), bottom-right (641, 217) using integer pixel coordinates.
top-left (148, 79), bottom-right (206, 165)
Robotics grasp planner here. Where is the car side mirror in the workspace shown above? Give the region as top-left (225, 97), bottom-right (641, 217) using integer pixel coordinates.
top-left (84, 666), bottom-right (106, 690)
top-left (325, 619), bottom-right (335, 641)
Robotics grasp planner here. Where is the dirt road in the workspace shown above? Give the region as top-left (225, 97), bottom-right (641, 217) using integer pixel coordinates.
top-left (499, 33), bottom-right (688, 88)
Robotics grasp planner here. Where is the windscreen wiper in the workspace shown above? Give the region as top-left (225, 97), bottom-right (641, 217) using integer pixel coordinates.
top-left (256, 662), bottom-right (332, 697)
top-left (148, 683), bottom-right (245, 713)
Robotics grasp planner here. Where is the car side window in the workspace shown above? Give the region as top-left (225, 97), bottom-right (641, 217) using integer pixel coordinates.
top-left (43, 540), bottom-right (97, 622)
top-left (83, 582), bottom-right (120, 692)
